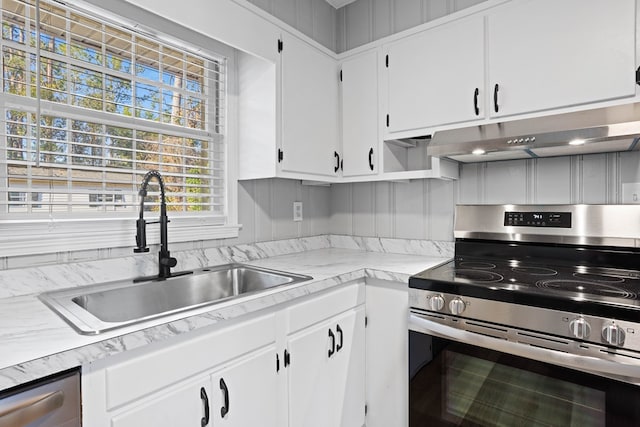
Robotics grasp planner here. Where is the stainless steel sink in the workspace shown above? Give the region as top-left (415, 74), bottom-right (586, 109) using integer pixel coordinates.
top-left (39, 264), bottom-right (312, 335)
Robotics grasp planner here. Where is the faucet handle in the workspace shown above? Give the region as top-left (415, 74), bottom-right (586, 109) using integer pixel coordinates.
top-left (160, 256), bottom-right (178, 268)
top-left (134, 218), bottom-right (150, 253)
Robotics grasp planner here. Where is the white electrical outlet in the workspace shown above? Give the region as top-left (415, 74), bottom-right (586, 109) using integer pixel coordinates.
top-left (622, 183), bottom-right (640, 203)
top-left (293, 201), bottom-right (303, 221)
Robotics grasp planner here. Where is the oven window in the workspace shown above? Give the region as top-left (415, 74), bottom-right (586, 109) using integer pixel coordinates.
top-left (409, 333), bottom-right (640, 426)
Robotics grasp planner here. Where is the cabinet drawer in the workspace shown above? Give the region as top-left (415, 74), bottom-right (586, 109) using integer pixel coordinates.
top-left (105, 313), bottom-right (276, 410)
top-left (287, 282), bottom-right (365, 334)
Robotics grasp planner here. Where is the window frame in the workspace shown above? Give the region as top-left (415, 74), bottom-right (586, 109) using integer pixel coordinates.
top-left (0, 0), bottom-right (239, 257)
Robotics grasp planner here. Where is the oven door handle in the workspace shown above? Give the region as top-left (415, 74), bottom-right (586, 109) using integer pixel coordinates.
top-left (409, 313), bottom-right (640, 381)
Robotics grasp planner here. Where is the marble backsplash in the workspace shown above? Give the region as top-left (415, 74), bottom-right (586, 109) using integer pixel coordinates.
top-left (0, 235), bottom-right (453, 299)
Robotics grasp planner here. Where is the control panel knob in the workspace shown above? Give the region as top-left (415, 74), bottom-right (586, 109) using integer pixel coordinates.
top-left (428, 294), bottom-right (445, 311)
top-left (449, 298), bottom-right (466, 315)
top-left (569, 317), bottom-right (591, 340)
top-left (602, 323), bottom-right (625, 346)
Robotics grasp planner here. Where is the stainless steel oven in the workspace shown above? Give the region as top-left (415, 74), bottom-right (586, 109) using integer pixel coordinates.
top-left (409, 205), bottom-right (640, 426)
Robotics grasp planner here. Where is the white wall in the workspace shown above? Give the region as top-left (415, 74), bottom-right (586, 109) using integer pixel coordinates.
top-left (330, 179), bottom-right (456, 241)
top-left (459, 152), bottom-right (640, 205)
top-left (336, 0), bottom-right (487, 52)
top-left (245, 0), bottom-right (338, 51)
top-left (330, 152), bottom-right (640, 243)
top-left (234, 179), bottom-right (331, 244)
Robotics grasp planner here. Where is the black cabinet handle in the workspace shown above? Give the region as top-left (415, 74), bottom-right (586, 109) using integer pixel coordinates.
top-left (334, 151), bottom-right (340, 173)
top-left (474, 88), bottom-right (479, 116)
top-left (220, 378), bottom-right (229, 418)
top-left (200, 387), bottom-right (210, 427)
top-left (336, 324), bottom-right (343, 352)
top-left (493, 83), bottom-right (499, 113)
top-left (276, 353), bottom-right (280, 372)
top-left (284, 349), bottom-right (290, 367)
top-left (328, 329), bottom-right (336, 358)
top-left (368, 148), bottom-right (374, 171)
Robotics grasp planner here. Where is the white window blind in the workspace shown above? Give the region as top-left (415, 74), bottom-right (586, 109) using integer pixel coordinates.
top-left (0, 0), bottom-right (227, 221)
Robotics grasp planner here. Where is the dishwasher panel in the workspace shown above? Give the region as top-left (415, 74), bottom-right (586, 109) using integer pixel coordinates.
top-left (0, 369), bottom-right (80, 427)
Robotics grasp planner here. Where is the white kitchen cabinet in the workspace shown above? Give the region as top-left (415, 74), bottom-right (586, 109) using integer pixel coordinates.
top-left (238, 31), bottom-right (340, 181)
top-left (280, 31), bottom-right (340, 178)
top-left (82, 312), bottom-right (278, 426)
top-left (82, 284), bottom-right (366, 427)
top-left (365, 279), bottom-right (409, 427)
top-left (209, 345), bottom-right (278, 427)
top-left (488, 0), bottom-right (636, 118)
top-left (385, 14), bottom-right (485, 135)
top-left (283, 283), bottom-right (366, 427)
top-left (110, 376), bottom-right (210, 427)
top-left (340, 50), bottom-right (379, 177)
top-left (287, 306), bottom-right (366, 427)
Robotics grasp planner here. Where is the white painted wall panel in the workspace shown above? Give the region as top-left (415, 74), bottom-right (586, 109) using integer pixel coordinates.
top-left (393, 0), bottom-right (423, 33)
top-left (372, 0), bottom-right (392, 40)
top-left (374, 182), bottom-right (394, 237)
top-left (336, 0), bottom-right (488, 52)
top-left (484, 161), bottom-right (528, 204)
top-left (297, 0), bottom-right (314, 38)
top-left (429, 180), bottom-right (456, 241)
top-left (394, 181), bottom-right (425, 239)
top-left (352, 183), bottom-right (376, 236)
top-left (247, 0), bottom-right (337, 51)
top-left (272, 179), bottom-right (301, 239)
top-left (273, 0), bottom-right (298, 27)
top-left (331, 184), bottom-right (354, 234)
top-left (302, 186), bottom-right (331, 236)
top-left (235, 179), bottom-right (330, 244)
top-left (426, 0), bottom-right (451, 21)
top-left (580, 154), bottom-right (608, 204)
top-left (345, 0), bottom-right (371, 50)
top-left (458, 163), bottom-right (483, 204)
top-left (534, 157), bottom-right (572, 204)
top-left (314, 1), bottom-right (337, 51)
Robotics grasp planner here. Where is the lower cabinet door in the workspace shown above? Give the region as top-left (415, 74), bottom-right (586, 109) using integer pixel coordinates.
top-left (111, 377), bottom-right (211, 427)
top-left (329, 306), bottom-right (366, 427)
top-left (287, 306), bottom-right (366, 427)
top-left (211, 345), bottom-right (279, 427)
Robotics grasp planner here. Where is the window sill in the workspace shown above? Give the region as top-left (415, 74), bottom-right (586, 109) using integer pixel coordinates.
top-left (0, 217), bottom-right (240, 258)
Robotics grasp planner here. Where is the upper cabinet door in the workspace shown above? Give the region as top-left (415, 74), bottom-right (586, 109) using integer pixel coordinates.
top-left (341, 50), bottom-right (379, 177)
top-left (386, 15), bottom-right (485, 134)
top-left (280, 32), bottom-right (339, 177)
top-left (488, 0), bottom-right (636, 118)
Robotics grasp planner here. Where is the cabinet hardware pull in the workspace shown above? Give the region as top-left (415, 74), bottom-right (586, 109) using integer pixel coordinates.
top-left (336, 324), bottom-right (343, 352)
top-left (334, 151), bottom-right (340, 173)
top-left (368, 148), bottom-right (374, 171)
top-left (200, 387), bottom-right (210, 426)
top-left (284, 349), bottom-right (291, 367)
top-left (493, 83), bottom-right (499, 113)
top-left (474, 88), bottom-right (479, 116)
top-left (328, 328), bottom-right (336, 358)
top-left (276, 353), bottom-right (280, 372)
top-left (220, 378), bottom-right (229, 418)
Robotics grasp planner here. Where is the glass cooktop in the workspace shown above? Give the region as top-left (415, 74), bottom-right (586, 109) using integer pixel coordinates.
top-left (410, 256), bottom-right (640, 321)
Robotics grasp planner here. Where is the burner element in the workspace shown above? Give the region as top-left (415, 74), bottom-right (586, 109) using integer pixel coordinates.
top-left (573, 273), bottom-right (625, 283)
top-left (459, 261), bottom-right (496, 269)
top-left (512, 266), bottom-right (558, 276)
top-left (536, 279), bottom-right (637, 299)
top-left (445, 269), bottom-right (504, 283)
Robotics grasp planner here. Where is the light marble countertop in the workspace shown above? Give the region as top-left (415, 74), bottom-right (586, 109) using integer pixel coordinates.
top-left (0, 247), bottom-right (449, 390)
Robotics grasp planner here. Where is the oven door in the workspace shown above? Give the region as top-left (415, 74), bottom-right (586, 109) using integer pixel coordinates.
top-left (409, 312), bottom-right (640, 426)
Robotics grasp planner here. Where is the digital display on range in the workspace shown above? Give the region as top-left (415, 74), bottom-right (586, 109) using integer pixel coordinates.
top-left (504, 212), bottom-right (571, 228)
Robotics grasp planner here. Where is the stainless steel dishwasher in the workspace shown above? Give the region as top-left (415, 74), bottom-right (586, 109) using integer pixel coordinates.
top-left (0, 369), bottom-right (80, 427)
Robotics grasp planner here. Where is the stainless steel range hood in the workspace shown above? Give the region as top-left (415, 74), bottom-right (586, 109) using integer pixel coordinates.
top-left (425, 103), bottom-right (640, 163)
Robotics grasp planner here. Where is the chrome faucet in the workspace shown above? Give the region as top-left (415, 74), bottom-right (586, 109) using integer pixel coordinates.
top-left (134, 170), bottom-right (177, 280)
